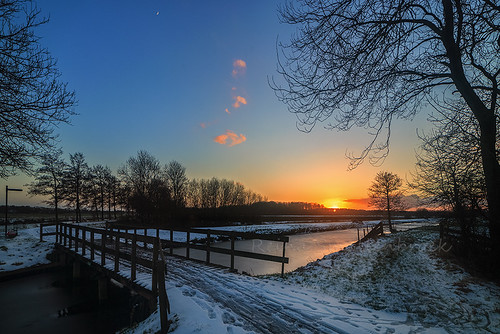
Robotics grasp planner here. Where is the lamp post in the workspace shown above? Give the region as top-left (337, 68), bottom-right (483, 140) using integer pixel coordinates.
top-left (5, 186), bottom-right (23, 237)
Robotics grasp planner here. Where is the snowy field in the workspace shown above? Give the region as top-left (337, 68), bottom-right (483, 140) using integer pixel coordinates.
top-left (270, 227), bottom-right (500, 333)
top-left (1, 222), bottom-right (498, 333)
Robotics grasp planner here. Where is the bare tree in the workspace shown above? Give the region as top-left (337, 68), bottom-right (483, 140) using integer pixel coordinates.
top-left (368, 171), bottom-right (404, 232)
top-left (273, 0), bottom-right (500, 243)
top-left (0, 0), bottom-right (76, 178)
top-left (62, 153), bottom-right (89, 222)
top-left (118, 150), bottom-right (166, 220)
top-left (186, 179), bottom-right (202, 208)
top-left (26, 150), bottom-right (66, 222)
top-left (165, 160), bottom-right (188, 208)
top-left (411, 101), bottom-right (488, 239)
top-left (91, 165), bottom-right (112, 220)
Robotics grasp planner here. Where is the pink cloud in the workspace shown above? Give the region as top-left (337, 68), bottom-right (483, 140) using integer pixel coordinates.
top-left (232, 59), bottom-right (247, 77)
top-left (214, 130), bottom-right (247, 147)
top-left (200, 122), bottom-right (207, 128)
top-left (225, 108), bottom-right (231, 114)
top-left (232, 96), bottom-right (247, 108)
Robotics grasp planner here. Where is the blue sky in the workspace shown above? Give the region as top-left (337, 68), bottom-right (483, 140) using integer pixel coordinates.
top-left (1, 0), bottom-right (432, 208)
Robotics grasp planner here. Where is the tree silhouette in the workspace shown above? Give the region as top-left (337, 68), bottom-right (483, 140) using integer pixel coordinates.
top-left (368, 171), bottom-right (404, 232)
top-left (0, 0), bottom-right (76, 178)
top-left (62, 153), bottom-right (89, 222)
top-left (411, 100), bottom-right (488, 241)
top-left (273, 0), bottom-right (500, 244)
top-left (165, 160), bottom-right (188, 209)
top-left (26, 151), bottom-right (66, 222)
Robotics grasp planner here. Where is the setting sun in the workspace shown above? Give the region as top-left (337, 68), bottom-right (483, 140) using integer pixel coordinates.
top-left (322, 198), bottom-right (348, 209)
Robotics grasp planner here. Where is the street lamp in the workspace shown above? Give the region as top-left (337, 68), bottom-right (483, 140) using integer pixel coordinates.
top-left (5, 186), bottom-right (23, 237)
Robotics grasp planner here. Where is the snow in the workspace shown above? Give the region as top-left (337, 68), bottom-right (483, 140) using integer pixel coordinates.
top-left (270, 227), bottom-right (500, 333)
top-left (0, 225), bottom-right (55, 272)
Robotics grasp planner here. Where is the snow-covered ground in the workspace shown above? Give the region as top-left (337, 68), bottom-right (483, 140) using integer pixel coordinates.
top-left (269, 227), bottom-right (500, 333)
top-left (0, 225), bottom-right (54, 272)
top-left (2, 222), bottom-right (498, 333)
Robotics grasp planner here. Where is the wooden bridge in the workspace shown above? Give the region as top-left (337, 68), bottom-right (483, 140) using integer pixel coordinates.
top-left (40, 222), bottom-right (290, 333)
top-left (41, 222), bottom-right (170, 332)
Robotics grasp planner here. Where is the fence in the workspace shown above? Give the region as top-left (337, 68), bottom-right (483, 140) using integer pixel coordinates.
top-left (108, 223), bottom-right (290, 277)
top-left (356, 222), bottom-right (384, 243)
top-left (440, 224), bottom-right (493, 255)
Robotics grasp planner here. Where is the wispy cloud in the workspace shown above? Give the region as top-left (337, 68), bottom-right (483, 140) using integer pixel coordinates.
top-left (232, 96), bottom-right (247, 108)
top-left (232, 59), bottom-right (247, 77)
top-left (225, 108), bottom-right (231, 114)
top-left (214, 130), bottom-right (247, 147)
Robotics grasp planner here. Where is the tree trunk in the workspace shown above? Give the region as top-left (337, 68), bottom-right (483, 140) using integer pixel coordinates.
top-left (441, 0), bottom-right (500, 254)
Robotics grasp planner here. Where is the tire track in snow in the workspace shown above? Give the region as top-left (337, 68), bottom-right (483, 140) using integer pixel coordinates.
top-left (166, 257), bottom-right (379, 334)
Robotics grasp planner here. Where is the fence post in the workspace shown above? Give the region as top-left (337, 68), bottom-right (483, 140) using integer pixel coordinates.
top-left (81, 227), bottom-right (86, 256)
top-left (206, 232), bottom-right (211, 264)
top-left (114, 230), bottom-right (119, 272)
top-left (281, 241), bottom-right (287, 278)
top-left (144, 228), bottom-right (148, 249)
top-left (158, 250), bottom-right (169, 334)
top-left (131, 233), bottom-right (137, 281)
top-left (230, 236), bottom-right (235, 271)
top-left (152, 239), bottom-right (159, 295)
top-left (186, 231), bottom-right (190, 259)
top-left (69, 226), bottom-right (73, 249)
top-left (74, 227), bottom-right (79, 253)
top-left (101, 231), bottom-right (106, 267)
top-left (40, 224), bottom-right (43, 242)
top-left (91, 230), bottom-right (95, 261)
top-left (64, 224), bottom-right (67, 247)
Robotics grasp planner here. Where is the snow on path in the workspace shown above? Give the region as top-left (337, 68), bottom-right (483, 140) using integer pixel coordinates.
top-left (164, 257), bottom-right (436, 334)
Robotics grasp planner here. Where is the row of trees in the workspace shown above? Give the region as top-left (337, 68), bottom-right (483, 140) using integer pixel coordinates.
top-left (28, 150), bottom-right (265, 223)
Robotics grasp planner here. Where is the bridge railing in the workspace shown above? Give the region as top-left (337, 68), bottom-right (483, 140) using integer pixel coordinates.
top-left (41, 222), bottom-right (170, 333)
top-left (108, 223), bottom-right (290, 277)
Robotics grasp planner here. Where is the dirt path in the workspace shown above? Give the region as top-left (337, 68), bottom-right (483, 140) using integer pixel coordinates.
top-left (166, 257), bottom-right (408, 334)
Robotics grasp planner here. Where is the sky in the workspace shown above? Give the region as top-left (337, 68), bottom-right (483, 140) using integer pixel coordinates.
top-left (1, 0), bottom-right (433, 209)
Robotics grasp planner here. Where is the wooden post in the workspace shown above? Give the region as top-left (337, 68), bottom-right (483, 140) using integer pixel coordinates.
top-left (156, 228), bottom-right (160, 239)
top-left (158, 252), bottom-right (169, 334)
top-left (131, 233), bottom-right (137, 281)
top-left (357, 228), bottom-right (360, 241)
top-left (39, 224), bottom-right (43, 242)
top-left (144, 228), bottom-right (148, 249)
top-left (74, 227), bottom-right (79, 253)
top-left (281, 241), bottom-right (287, 278)
top-left (69, 225), bottom-right (72, 249)
top-left (81, 227), bottom-right (86, 256)
top-left (206, 232), bottom-right (211, 264)
top-left (114, 230), bottom-right (119, 272)
top-left (152, 239), bottom-right (159, 295)
top-left (101, 231), bottom-right (106, 267)
top-left (64, 224), bottom-right (67, 247)
top-left (230, 236), bottom-right (235, 271)
top-left (90, 230), bottom-right (95, 261)
top-left (186, 231), bottom-right (190, 259)
top-left (169, 228), bottom-right (173, 255)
